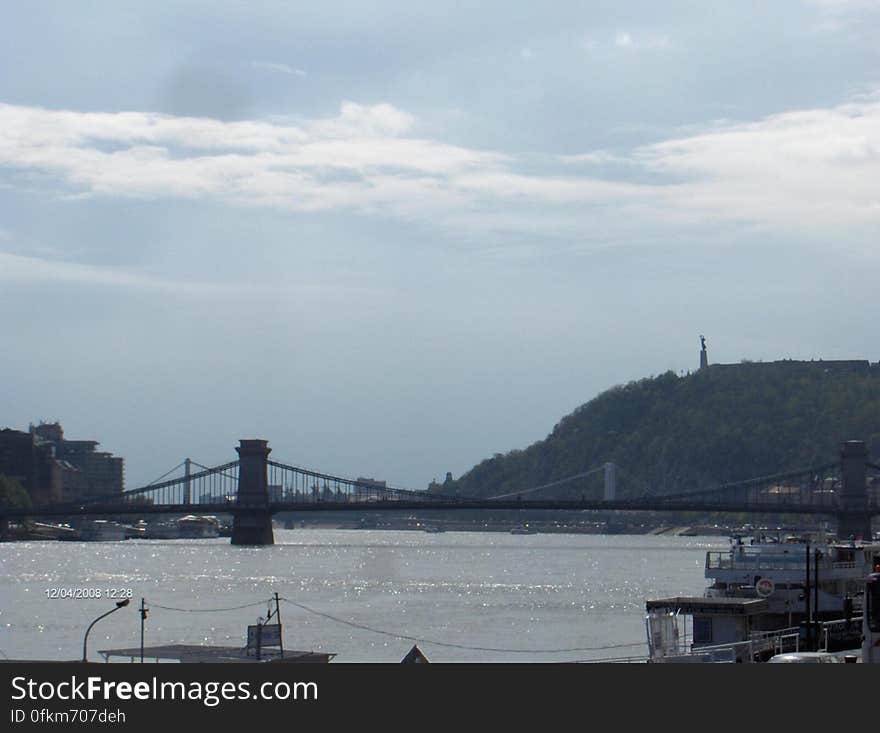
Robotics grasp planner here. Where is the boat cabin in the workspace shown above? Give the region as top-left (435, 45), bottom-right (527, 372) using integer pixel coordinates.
top-left (646, 596), bottom-right (773, 662)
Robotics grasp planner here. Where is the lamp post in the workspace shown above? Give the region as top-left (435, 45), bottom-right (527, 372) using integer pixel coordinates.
top-left (82, 599), bottom-right (129, 663)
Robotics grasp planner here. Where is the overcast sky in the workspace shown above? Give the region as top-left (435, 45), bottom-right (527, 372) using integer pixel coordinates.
top-left (1, 1), bottom-right (878, 490)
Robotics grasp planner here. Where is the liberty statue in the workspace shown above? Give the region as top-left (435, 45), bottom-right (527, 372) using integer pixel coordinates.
top-left (699, 335), bottom-right (708, 370)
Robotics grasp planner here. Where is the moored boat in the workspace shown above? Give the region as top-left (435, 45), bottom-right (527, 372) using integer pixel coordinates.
top-left (60, 519), bottom-right (128, 541)
top-left (645, 532), bottom-right (880, 662)
top-left (510, 525), bottom-right (537, 535)
top-left (143, 514), bottom-right (221, 539)
top-left (177, 514), bottom-right (221, 538)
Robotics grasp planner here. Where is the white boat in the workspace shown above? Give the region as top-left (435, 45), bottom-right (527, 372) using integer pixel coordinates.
top-left (146, 515), bottom-right (221, 539)
top-left (145, 520), bottom-right (183, 539)
top-left (510, 525), bottom-right (537, 535)
top-left (124, 520), bottom-right (147, 539)
top-left (645, 532), bottom-right (880, 662)
top-left (70, 520), bottom-right (128, 541)
top-left (177, 515), bottom-right (220, 538)
top-left (703, 533), bottom-right (879, 621)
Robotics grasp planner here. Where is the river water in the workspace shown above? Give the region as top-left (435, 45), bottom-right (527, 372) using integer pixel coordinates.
top-left (0, 530), bottom-right (729, 663)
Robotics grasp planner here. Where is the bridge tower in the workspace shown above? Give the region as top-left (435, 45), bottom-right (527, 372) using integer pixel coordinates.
top-left (837, 440), bottom-right (872, 541)
top-left (183, 458), bottom-right (192, 505)
top-left (231, 439), bottom-right (275, 546)
top-left (603, 462), bottom-right (616, 501)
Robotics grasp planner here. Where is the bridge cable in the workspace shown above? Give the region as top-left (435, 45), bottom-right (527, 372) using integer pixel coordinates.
top-left (142, 462), bottom-right (186, 488)
top-left (658, 462), bottom-right (839, 501)
top-left (188, 460), bottom-right (239, 482)
top-left (486, 466), bottom-right (606, 500)
top-left (279, 597), bottom-right (644, 654)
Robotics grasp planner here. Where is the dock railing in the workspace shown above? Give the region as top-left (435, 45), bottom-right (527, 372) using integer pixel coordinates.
top-left (646, 617), bottom-right (863, 663)
top-left (749, 626), bottom-right (801, 658)
top-left (817, 616), bottom-right (863, 653)
top-left (648, 626), bottom-right (801, 663)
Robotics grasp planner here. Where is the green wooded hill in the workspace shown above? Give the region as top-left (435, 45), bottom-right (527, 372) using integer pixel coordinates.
top-left (430, 361), bottom-right (880, 500)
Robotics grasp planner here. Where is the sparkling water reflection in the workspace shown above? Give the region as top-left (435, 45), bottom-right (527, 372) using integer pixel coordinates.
top-left (0, 530), bottom-right (728, 662)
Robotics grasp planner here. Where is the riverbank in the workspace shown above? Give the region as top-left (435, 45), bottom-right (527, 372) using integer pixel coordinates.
top-left (2, 513), bottom-right (822, 541)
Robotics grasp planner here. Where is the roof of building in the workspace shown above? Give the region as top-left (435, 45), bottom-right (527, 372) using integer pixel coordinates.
top-left (646, 596), bottom-right (769, 616)
top-left (400, 644), bottom-right (430, 663)
top-left (98, 644), bottom-right (335, 663)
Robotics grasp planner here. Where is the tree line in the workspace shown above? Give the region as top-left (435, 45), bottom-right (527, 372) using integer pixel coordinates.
top-left (429, 362), bottom-right (880, 500)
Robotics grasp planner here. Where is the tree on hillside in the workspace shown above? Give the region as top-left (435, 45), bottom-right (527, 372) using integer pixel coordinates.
top-left (0, 475), bottom-right (32, 509)
top-left (435, 364), bottom-right (880, 499)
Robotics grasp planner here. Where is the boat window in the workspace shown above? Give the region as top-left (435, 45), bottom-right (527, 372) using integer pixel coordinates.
top-left (693, 617), bottom-right (712, 645)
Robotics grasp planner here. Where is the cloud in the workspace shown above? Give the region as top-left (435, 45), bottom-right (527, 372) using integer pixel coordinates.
top-left (309, 101), bottom-right (416, 137)
top-left (250, 60), bottom-right (307, 77)
top-left (0, 250), bottom-right (239, 294)
top-left (0, 95), bottom-right (878, 248)
top-left (803, 0), bottom-right (880, 31)
top-left (614, 32), bottom-right (634, 48)
top-left (0, 250), bottom-right (391, 307)
top-left (0, 101), bottom-right (506, 219)
top-left (614, 31), bottom-right (671, 50)
top-left (558, 150), bottom-right (630, 166)
top-left (635, 100), bottom-right (880, 233)
top-left (803, 0), bottom-right (880, 11)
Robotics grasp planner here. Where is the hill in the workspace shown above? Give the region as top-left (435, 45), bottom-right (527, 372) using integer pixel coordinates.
top-left (430, 361), bottom-right (880, 500)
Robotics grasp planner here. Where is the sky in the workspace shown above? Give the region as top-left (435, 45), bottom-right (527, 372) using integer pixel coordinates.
top-left (1, 1), bottom-right (879, 490)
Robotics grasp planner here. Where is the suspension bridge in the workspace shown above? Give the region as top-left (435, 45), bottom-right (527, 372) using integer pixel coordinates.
top-left (2, 439), bottom-right (878, 545)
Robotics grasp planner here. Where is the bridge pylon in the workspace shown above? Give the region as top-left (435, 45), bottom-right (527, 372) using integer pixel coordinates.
top-left (231, 439), bottom-right (275, 546)
top-left (837, 440), bottom-right (873, 541)
top-left (603, 462), bottom-right (616, 501)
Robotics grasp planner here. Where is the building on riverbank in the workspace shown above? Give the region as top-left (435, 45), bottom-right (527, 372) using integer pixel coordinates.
top-left (29, 421), bottom-right (124, 500)
top-left (0, 428), bottom-right (62, 505)
top-left (0, 422), bottom-right (124, 505)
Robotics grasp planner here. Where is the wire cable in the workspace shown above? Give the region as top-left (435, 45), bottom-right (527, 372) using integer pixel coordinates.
top-left (142, 596), bottom-right (646, 655)
top-left (147, 600), bottom-right (271, 613)
top-left (279, 597), bottom-right (644, 654)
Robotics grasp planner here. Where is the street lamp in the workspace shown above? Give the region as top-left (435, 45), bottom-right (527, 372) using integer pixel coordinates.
top-left (82, 599), bottom-right (129, 662)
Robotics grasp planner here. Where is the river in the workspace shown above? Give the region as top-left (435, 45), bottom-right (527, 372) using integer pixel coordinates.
top-left (0, 530), bottom-right (729, 662)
